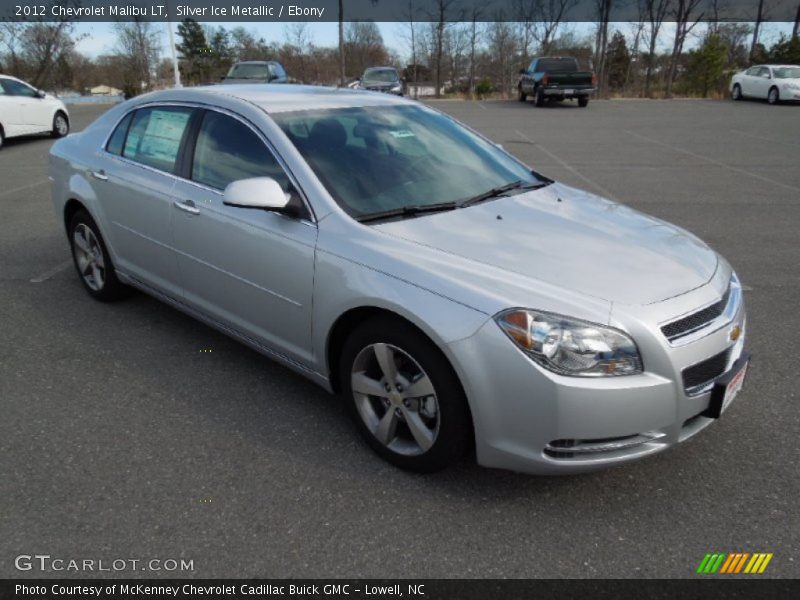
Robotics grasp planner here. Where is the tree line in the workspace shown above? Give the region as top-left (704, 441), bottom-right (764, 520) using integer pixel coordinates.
top-left (1, 9), bottom-right (799, 100)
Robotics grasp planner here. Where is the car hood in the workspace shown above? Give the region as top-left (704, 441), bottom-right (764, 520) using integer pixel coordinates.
top-left (374, 183), bottom-right (718, 306)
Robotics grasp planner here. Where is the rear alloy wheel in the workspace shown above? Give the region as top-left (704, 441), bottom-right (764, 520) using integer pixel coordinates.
top-left (69, 210), bottom-right (130, 301)
top-left (52, 112), bottom-right (69, 138)
top-left (0, 127), bottom-right (4, 151)
top-left (341, 318), bottom-right (472, 472)
top-left (578, 97), bottom-right (589, 107)
top-left (767, 87), bottom-right (779, 105)
top-left (731, 84), bottom-right (742, 101)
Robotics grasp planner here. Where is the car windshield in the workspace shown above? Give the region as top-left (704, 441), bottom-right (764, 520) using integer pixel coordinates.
top-left (363, 69), bottom-right (398, 83)
top-left (773, 67), bottom-right (800, 79)
top-left (272, 105), bottom-right (544, 219)
top-left (227, 64), bottom-right (270, 79)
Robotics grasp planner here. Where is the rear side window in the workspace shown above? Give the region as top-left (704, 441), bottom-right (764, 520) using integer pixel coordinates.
top-left (106, 112), bottom-right (134, 156)
top-left (122, 106), bottom-right (193, 173)
top-left (0, 81), bottom-right (6, 95)
top-left (270, 63), bottom-right (287, 80)
top-left (191, 111), bottom-right (290, 191)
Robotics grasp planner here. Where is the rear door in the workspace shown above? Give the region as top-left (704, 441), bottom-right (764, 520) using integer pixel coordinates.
top-left (170, 109), bottom-right (317, 365)
top-left (99, 105), bottom-right (195, 297)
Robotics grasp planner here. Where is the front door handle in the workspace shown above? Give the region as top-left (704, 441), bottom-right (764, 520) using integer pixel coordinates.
top-left (173, 199), bottom-right (200, 216)
top-left (91, 169), bottom-right (108, 181)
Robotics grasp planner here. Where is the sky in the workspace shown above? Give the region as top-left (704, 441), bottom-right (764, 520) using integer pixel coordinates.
top-left (74, 21), bottom-right (796, 62)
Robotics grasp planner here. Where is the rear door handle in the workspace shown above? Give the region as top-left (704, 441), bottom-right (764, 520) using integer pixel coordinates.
top-left (91, 170), bottom-right (108, 181)
top-left (173, 199), bottom-right (200, 216)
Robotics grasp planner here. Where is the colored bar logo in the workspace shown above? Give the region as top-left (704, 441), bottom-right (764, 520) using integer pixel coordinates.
top-left (696, 552), bottom-right (773, 574)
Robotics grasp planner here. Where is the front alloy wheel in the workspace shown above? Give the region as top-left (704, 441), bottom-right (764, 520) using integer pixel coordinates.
top-left (768, 87), bottom-right (779, 105)
top-left (351, 343), bottom-right (440, 456)
top-left (340, 317), bottom-right (472, 472)
top-left (52, 112), bottom-right (69, 138)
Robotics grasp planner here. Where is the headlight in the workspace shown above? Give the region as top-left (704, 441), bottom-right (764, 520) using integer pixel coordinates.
top-left (390, 84), bottom-right (402, 93)
top-left (784, 83), bottom-right (800, 90)
top-left (495, 309), bottom-right (643, 377)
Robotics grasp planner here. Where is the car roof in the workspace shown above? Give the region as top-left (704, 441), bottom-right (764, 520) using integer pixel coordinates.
top-left (141, 84), bottom-right (413, 114)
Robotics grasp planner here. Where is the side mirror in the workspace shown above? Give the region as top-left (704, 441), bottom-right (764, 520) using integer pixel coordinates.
top-left (223, 177), bottom-right (290, 212)
top-left (36, 89), bottom-right (46, 98)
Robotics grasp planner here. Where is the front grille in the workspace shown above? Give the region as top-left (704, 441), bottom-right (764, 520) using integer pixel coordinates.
top-left (662, 286), bottom-right (730, 342)
top-left (682, 348), bottom-right (730, 393)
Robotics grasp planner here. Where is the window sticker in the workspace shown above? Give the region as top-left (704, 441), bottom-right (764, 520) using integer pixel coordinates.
top-left (389, 130), bottom-right (415, 139)
top-left (137, 110), bottom-right (191, 162)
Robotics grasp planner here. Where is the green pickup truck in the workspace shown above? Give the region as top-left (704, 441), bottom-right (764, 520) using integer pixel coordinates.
top-left (518, 57), bottom-right (596, 107)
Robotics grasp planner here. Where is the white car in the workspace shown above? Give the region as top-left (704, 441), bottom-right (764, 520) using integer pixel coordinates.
top-left (730, 64), bottom-right (800, 104)
top-left (0, 74), bottom-right (70, 149)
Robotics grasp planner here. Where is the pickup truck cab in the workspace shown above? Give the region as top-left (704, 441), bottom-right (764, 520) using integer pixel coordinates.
top-left (518, 57), bottom-right (596, 107)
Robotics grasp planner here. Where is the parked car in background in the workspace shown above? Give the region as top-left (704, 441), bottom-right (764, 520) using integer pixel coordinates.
top-left (0, 74), bottom-right (69, 150)
top-left (518, 57), bottom-right (596, 107)
top-left (49, 85), bottom-right (748, 475)
top-left (730, 64), bottom-right (800, 104)
top-left (221, 61), bottom-right (289, 85)
top-left (357, 67), bottom-right (403, 95)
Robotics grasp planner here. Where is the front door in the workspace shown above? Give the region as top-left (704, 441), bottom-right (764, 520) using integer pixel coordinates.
top-left (171, 109), bottom-right (317, 366)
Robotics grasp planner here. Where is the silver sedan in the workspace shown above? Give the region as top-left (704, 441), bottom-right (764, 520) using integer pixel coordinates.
top-left (49, 85), bottom-right (748, 474)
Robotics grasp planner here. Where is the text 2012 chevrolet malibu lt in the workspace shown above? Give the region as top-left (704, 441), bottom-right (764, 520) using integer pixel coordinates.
top-left (49, 86), bottom-right (749, 474)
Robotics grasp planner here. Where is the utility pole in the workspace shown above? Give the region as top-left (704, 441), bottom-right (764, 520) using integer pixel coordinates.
top-left (165, 1), bottom-right (182, 88)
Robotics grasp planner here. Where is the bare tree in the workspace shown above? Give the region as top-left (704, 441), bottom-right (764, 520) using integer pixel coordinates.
top-left (665, 0), bottom-right (704, 98)
top-left (532, 0), bottom-right (577, 55)
top-left (114, 20), bottom-right (161, 92)
top-left (794, 3), bottom-right (800, 40)
top-left (338, 0), bottom-right (346, 85)
top-left (750, 0), bottom-right (766, 61)
top-left (398, 0), bottom-right (419, 97)
top-left (513, 0), bottom-right (538, 66)
top-left (466, 6), bottom-right (484, 98)
top-left (625, 2), bottom-right (648, 90)
top-left (429, 0), bottom-right (460, 98)
top-left (593, 0), bottom-right (614, 95)
top-left (643, 0), bottom-right (669, 98)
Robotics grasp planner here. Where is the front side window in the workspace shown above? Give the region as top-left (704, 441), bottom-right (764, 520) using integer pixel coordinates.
top-left (0, 81), bottom-right (6, 95)
top-left (2, 79), bottom-right (37, 97)
top-left (273, 105), bottom-right (543, 218)
top-left (122, 106), bottom-right (193, 173)
top-left (745, 67), bottom-right (760, 76)
top-left (191, 111), bottom-right (291, 192)
top-left (757, 67), bottom-right (771, 78)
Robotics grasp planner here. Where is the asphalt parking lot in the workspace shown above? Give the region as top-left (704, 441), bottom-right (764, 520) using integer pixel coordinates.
top-left (1, 98), bottom-right (799, 579)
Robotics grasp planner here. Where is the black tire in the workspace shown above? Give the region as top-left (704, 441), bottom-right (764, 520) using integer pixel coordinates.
top-left (731, 84), bottom-right (742, 101)
top-left (0, 126), bottom-right (4, 151)
top-left (518, 86), bottom-right (527, 102)
top-left (68, 209), bottom-right (131, 302)
top-left (51, 111), bottom-right (69, 138)
top-left (340, 316), bottom-right (473, 473)
top-left (578, 96), bottom-right (589, 107)
top-left (535, 87), bottom-right (545, 107)
top-left (767, 86), bottom-right (779, 105)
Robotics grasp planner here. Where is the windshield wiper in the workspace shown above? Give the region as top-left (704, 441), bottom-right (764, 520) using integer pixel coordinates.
top-left (356, 202), bottom-right (458, 224)
top-left (459, 180), bottom-right (551, 208)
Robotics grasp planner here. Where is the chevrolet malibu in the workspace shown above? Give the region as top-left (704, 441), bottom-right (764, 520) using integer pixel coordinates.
top-left (49, 86), bottom-right (749, 474)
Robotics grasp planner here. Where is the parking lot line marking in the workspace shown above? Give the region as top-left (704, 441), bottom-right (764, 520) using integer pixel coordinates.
top-left (475, 102), bottom-right (487, 110)
top-left (30, 260), bottom-right (72, 283)
top-left (0, 179), bottom-right (49, 199)
top-left (514, 130), bottom-right (619, 200)
top-left (624, 130), bottom-right (800, 194)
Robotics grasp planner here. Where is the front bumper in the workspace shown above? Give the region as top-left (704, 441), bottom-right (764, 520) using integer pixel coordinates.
top-left (446, 279), bottom-right (747, 475)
